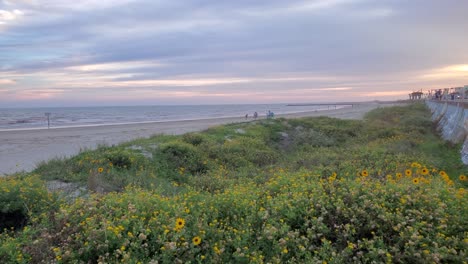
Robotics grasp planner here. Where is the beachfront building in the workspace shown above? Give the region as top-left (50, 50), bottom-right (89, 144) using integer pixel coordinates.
top-left (409, 91), bottom-right (424, 100)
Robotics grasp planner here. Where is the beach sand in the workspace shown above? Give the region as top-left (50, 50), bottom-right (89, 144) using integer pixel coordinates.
top-left (0, 102), bottom-right (401, 175)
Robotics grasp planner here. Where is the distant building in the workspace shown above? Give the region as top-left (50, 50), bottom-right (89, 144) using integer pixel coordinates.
top-left (409, 91), bottom-right (424, 100)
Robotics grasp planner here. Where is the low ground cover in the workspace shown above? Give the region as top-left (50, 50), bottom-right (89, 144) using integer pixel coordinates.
top-left (1, 103), bottom-right (467, 263)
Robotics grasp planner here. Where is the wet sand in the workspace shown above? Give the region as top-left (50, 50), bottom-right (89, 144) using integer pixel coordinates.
top-left (0, 102), bottom-right (399, 175)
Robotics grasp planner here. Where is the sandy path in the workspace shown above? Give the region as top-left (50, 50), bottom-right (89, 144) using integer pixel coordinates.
top-left (0, 102), bottom-right (396, 175)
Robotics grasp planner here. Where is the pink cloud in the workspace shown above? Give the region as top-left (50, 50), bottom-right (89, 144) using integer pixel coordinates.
top-left (13, 89), bottom-right (65, 100)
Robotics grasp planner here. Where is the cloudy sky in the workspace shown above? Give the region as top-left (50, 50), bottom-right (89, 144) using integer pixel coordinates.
top-left (1, 0), bottom-right (467, 107)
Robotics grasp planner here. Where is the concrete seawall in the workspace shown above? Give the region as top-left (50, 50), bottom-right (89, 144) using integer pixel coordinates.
top-left (425, 101), bottom-right (468, 164)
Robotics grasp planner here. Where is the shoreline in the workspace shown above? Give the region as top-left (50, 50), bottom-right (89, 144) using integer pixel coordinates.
top-left (0, 102), bottom-right (401, 175)
top-left (0, 106), bottom-right (351, 132)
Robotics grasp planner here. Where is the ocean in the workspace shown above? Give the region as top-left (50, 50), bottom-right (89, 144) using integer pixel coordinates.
top-left (0, 104), bottom-right (350, 131)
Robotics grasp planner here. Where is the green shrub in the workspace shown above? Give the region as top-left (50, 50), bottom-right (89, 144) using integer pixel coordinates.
top-left (0, 175), bottom-right (57, 231)
top-left (292, 128), bottom-right (336, 149)
top-left (289, 117), bottom-right (362, 143)
top-left (34, 147), bottom-right (146, 183)
top-left (182, 133), bottom-right (206, 146)
top-left (104, 149), bottom-right (135, 169)
top-left (217, 137), bottom-right (279, 168)
top-left (34, 158), bottom-right (75, 181)
top-left (159, 141), bottom-right (208, 174)
top-left (401, 114), bottom-right (433, 134)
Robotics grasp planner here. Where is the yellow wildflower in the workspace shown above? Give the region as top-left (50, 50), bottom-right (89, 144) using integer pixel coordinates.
top-left (175, 218), bottom-right (185, 230)
top-left (214, 246), bottom-right (221, 255)
top-left (192, 236), bottom-right (202, 246)
top-left (361, 169), bottom-right (369, 177)
top-left (396, 173), bottom-right (402, 180)
top-left (405, 169), bottom-right (412, 177)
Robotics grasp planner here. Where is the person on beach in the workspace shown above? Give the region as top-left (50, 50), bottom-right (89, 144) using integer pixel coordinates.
top-left (267, 110), bottom-right (274, 119)
top-left (245, 114), bottom-right (248, 119)
top-left (253, 112), bottom-right (258, 119)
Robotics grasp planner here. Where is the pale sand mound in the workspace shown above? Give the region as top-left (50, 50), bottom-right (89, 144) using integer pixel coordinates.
top-left (0, 102), bottom-right (402, 175)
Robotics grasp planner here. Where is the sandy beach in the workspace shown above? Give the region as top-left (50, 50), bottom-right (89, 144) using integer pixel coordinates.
top-left (0, 102), bottom-right (399, 175)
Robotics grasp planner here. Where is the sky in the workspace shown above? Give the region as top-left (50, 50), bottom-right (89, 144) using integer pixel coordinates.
top-left (1, 0), bottom-right (468, 107)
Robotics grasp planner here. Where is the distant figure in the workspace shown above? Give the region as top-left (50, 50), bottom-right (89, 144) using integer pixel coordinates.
top-left (245, 114), bottom-right (248, 119)
top-left (437, 89), bottom-right (442, 101)
top-left (253, 112), bottom-right (258, 119)
top-left (267, 110), bottom-right (274, 119)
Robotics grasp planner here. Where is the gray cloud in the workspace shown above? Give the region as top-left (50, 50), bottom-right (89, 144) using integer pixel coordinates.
top-left (1, 0), bottom-right (468, 106)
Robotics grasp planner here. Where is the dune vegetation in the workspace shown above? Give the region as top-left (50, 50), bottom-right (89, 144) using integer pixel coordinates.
top-left (1, 102), bottom-right (467, 263)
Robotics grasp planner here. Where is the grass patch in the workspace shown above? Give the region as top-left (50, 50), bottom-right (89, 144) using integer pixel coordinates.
top-left (1, 102), bottom-right (466, 263)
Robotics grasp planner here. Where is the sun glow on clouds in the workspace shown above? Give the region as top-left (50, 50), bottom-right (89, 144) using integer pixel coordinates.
top-left (242, 0), bottom-right (394, 20)
top-left (363, 91), bottom-right (409, 97)
top-left (66, 61), bottom-right (164, 72)
top-left (420, 64), bottom-right (468, 80)
top-left (54, 77), bottom-right (252, 88)
top-left (15, 89), bottom-right (65, 100)
top-left (0, 9), bottom-right (23, 24)
top-left (104, 86), bottom-right (353, 99)
top-left (45, 72), bottom-right (341, 88)
top-left (447, 65), bottom-right (468, 72)
top-left (176, 87), bottom-right (351, 96)
top-left (312, 87), bottom-right (352, 91)
top-left (243, 0), bottom-right (358, 17)
top-left (0, 79), bottom-right (16, 85)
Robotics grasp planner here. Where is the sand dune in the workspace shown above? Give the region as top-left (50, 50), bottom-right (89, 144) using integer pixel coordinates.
top-left (0, 102), bottom-right (400, 175)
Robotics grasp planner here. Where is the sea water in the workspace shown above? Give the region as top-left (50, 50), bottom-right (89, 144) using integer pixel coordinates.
top-left (0, 104), bottom-right (350, 131)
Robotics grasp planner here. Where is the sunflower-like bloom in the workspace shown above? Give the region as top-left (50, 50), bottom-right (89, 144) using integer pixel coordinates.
top-left (192, 236), bottom-right (202, 246)
top-left (175, 218), bottom-right (185, 230)
top-left (361, 169), bottom-right (369, 177)
top-left (405, 169), bottom-right (412, 177)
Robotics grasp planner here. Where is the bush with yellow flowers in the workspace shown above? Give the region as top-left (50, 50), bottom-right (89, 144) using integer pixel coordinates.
top-left (0, 175), bottom-right (59, 263)
top-left (1, 168), bottom-right (466, 263)
top-left (1, 102), bottom-right (467, 263)
top-left (0, 175), bottom-right (57, 230)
